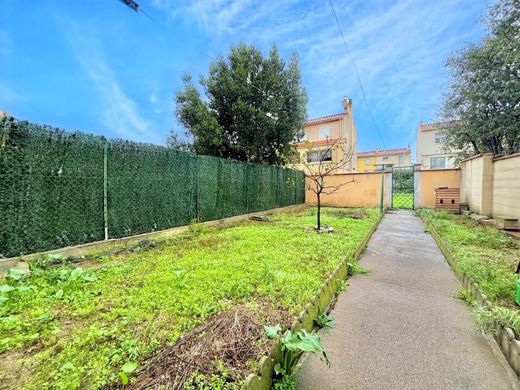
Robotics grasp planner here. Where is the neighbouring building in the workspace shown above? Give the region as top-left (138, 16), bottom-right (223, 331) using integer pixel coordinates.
top-left (294, 97), bottom-right (357, 173)
top-left (416, 122), bottom-right (458, 169)
top-left (357, 147), bottom-right (411, 172)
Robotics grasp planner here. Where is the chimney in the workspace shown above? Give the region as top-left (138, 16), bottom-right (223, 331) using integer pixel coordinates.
top-left (342, 97), bottom-right (352, 112)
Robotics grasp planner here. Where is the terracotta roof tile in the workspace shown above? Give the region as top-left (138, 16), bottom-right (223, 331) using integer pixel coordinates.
top-left (357, 148), bottom-right (410, 157)
top-left (418, 120), bottom-right (460, 131)
top-left (295, 138), bottom-right (343, 148)
top-left (305, 113), bottom-right (345, 126)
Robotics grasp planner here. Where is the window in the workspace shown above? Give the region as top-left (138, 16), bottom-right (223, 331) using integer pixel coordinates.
top-left (307, 149), bottom-right (332, 163)
top-left (382, 156), bottom-right (389, 160)
top-left (435, 133), bottom-right (447, 144)
top-left (430, 156), bottom-right (446, 169)
top-left (319, 126), bottom-right (331, 140)
top-left (365, 158), bottom-right (372, 164)
top-left (398, 155), bottom-right (404, 165)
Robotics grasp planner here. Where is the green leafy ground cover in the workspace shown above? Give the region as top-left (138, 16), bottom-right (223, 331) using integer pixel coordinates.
top-left (418, 210), bottom-right (520, 334)
top-left (0, 207), bottom-right (379, 389)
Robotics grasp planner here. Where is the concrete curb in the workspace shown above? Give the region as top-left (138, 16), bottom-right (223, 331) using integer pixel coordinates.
top-left (0, 204), bottom-right (307, 275)
top-left (423, 217), bottom-right (520, 378)
top-left (244, 211), bottom-right (385, 390)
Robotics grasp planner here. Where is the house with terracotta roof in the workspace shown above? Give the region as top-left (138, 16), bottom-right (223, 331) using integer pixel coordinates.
top-left (357, 147), bottom-right (411, 172)
top-left (294, 97), bottom-right (357, 173)
top-left (416, 121), bottom-right (458, 169)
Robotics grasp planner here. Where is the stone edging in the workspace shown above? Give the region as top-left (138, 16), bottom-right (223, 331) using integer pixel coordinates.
top-left (423, 218), bottom-right (520, 377)
top-left (244, 211), bottom-right (385, 390)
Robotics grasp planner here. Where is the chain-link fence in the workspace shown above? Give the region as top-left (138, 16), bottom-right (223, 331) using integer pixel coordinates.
top-left (0, 117), bottom-right (305, 258)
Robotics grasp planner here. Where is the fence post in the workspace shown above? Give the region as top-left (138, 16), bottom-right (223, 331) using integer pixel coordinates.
top-left (380, 169), bottom-right (385, 213)
top-left (195, 155), bottom-right (199, 222)
top-left (103, 142), bottom-right (109, 240)
top-left (245, 163), bottom-right (250, 213)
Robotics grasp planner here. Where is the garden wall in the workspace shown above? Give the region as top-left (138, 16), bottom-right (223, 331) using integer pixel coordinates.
top-left (0, 117), bottom-right (305, 258)
top-left (414, 168), bottom-right (461, 208)
top-left (460, 152), bottom-right (520, 220)
top-left (305, 172), bottom-right (392, 208)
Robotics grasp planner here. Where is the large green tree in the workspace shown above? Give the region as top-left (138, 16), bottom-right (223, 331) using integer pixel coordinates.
top-left (440, 0), bottom-right (520, 158)
top-left (173, 43), bottom-right (307, 165)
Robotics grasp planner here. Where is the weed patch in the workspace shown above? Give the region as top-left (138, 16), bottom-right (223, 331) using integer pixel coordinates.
top-left (0, 207), bottom-right (379, 389)
top-left (418, 209), bottom-right (520, 335)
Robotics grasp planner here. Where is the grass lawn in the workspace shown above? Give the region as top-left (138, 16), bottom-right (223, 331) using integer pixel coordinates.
top-left (0, 207), bottom-right (379, 389)
top-left (418, 210), bottom-right (520, 333)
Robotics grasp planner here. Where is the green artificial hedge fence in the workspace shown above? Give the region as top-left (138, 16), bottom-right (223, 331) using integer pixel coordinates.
top-left (0, 117), bottom-right (305, 257)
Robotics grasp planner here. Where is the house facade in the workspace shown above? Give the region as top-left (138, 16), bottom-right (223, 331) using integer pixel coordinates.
top-left (294, 97), bottom-right (357, 173)
top-left (357, 147), bottom-right (411, 172)
top-left (416, 122), bottom-right (457, 169)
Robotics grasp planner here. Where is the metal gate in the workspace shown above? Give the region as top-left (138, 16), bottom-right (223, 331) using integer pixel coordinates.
top-left (392, 166), bottom-right (414, 209)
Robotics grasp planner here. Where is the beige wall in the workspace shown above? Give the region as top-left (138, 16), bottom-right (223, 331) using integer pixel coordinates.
top-left (416, 128), bottom-right (457, 169)
top-left (305, 172), bottom-right (391, 208)
top-left (460, 153), bottom-right (493, 215)
top-left (492, 153), bottom-right (520, 220)
top-left (304, 121), bottom-right (342, 142)
top-left (414, 169), bottom-right (461, 208)
top-left (306, 168), bottom-right (460, 210)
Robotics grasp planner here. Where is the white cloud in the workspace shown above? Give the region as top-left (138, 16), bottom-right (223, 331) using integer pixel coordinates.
top-left (58, 19), bottom-right (162, 144)
top-left (155, 0), bottom-right (484, 151)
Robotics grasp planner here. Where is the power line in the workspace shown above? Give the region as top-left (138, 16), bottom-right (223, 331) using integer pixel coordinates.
top-left (328, 0), bottom-right (388, 150)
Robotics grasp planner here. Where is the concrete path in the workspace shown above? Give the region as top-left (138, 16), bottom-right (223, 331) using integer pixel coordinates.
top-left (297, 211), bottom-right (519, 390)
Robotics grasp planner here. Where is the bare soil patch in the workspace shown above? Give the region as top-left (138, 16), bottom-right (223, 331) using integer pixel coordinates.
top-left (327, 209), bottom-right (368, 219)
top-left (129, 303), bottom-right (289, 389)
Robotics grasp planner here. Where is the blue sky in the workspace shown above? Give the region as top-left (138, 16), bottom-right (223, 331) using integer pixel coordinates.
top-left (1, 0), bottom-right (488, 154)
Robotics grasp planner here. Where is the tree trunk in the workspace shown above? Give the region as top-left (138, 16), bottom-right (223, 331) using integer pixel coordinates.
top-left (317, 193), bottom-right (321, 231)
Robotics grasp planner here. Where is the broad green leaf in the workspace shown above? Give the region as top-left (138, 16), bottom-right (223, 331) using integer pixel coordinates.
top-left (16, 286), bottom-right (32, 293)
top-left (274, 362), bottom-right (285, 375)
top-left (6, 268), bottom-right (29, 281)
top-left (55, 289), bottom-right (64, 298)
top-left (121, 362), bottom-right (137, 374)
top-left (0, 285), bottom-right (15, 294)
top-left (70, 267), bottom-right (84, 280)
top-left (264, 324), bottom-right (281, 339)
top-left (82, 274), bottom-right (97, 282)
top-left (284, 330), bottom-right (324, 353)
top-left (119, 372), bottom-right (129, 385)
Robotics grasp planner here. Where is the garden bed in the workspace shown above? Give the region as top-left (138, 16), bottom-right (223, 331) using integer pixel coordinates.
top-left (0, 207), bottom-right (380, 389)
top-left (418, 209), bottom-right (520, 375)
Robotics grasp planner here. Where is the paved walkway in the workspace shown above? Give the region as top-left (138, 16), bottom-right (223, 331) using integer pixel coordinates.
top-left (297, 211), bottom-right (519, 390)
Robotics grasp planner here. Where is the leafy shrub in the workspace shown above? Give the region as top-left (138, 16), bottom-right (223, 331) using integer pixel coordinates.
top-left (314, 314), bottom-right (336, 332)
top-left (264, 325), bottom-right (329, 388)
